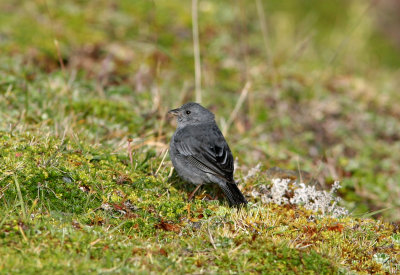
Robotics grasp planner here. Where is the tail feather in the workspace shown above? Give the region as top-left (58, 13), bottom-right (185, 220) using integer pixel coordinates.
top-left (219, 182), bottom-right (247, 206)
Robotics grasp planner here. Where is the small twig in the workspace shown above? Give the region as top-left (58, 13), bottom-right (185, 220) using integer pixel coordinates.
top-left (255, 0), bottom-right (270, 63)
top-left (223, 82), bottom-right (251, 136)
top-left (19, 224), bottom-right (28, 242)
top-left (155, 149), bottom-right (169, 176)
top-left (296, 157), bottom-right (303, 183)
top-left (168, 167), bottom-right (174, 178)
top-left (90, 238), bottom-right (101, 246)
top-left (14, 175), bottom-right (26, 220)
top-left (53, 39), bottom-right (66, 75)
top-left (297, 244), bottom-right (313, 250)
top-left (192, 0), bottom-right (202, 103)
top-left (208, 224), bottom-right (217, 250)
top-left (185, 203), bottom-right (192, 220)
top-left (127, 138), bottom-right (133, 167)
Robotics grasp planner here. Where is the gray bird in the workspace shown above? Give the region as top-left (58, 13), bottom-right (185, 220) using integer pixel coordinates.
top-left (168, 102), bottom-right (247, 206)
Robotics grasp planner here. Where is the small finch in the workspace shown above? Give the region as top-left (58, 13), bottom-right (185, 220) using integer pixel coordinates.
top-left (168, 102), bottom-right (247, 206)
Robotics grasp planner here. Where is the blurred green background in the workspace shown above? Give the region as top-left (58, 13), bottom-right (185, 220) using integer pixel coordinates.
top-left (1, 0), bottom-right (400, 221)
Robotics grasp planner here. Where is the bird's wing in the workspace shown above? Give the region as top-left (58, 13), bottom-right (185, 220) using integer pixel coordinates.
top-left (173, 123), bottom-right (234, 181)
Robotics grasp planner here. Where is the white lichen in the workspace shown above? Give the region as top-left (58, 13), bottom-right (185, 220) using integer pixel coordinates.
top-left (243, 163), bottom-right (262, 181)
top-left (261, 178), bottom-right (348, 218)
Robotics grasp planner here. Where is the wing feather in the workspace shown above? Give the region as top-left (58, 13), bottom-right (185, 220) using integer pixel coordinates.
top-left (174, 123), bottom-right (234, 181)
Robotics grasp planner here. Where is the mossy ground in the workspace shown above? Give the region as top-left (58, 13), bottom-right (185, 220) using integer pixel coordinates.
top-left (1, 0), bottom-right (400, 274)
top-left (1, 129), bottom-right (399, 273)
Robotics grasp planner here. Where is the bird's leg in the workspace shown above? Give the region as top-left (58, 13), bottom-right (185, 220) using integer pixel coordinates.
top-left (188, 185), bottom-right (202, 200)
top-left (211, 190), bottom-right (220, 201)
top-left (204, 194), bottom-right (214, 200)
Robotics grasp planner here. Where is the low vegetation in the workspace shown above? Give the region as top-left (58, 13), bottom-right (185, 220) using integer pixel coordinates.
top-left (1, 0), bottom-right (399, 273)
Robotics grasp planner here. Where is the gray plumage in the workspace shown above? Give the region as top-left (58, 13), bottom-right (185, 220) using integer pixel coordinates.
top-left (168, 102), bottom-right (247, 206)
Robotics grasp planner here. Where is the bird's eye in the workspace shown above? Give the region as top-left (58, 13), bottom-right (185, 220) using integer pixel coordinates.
top-left (186, 110), bottom-right (191, 115)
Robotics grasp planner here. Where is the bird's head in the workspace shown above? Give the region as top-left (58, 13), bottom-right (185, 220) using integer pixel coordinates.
top-left (168, 102), bottom-right (215, 128)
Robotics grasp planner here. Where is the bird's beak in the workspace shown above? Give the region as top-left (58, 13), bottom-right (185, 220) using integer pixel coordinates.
top-left (168, 108), bottom-right (180, 116)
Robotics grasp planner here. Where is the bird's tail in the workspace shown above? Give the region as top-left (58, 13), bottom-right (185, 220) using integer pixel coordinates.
top-left (219, 181), bottom-right (247, 207)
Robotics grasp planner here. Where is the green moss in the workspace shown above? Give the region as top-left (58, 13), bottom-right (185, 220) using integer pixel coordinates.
top-left (1, 130), bottom-right (399, 273)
